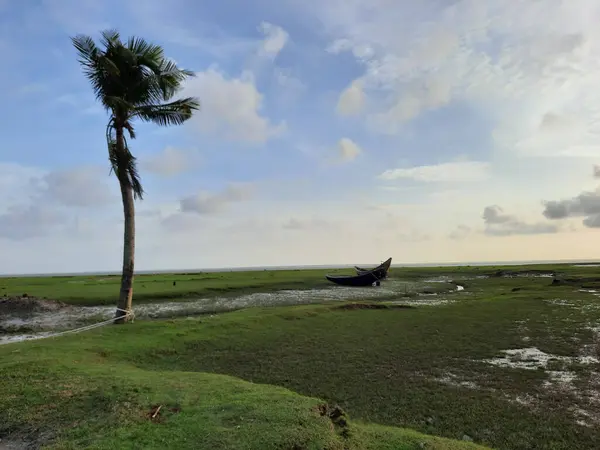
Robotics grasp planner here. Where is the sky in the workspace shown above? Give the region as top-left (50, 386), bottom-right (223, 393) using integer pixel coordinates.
top-left (1, 0), bottom-right (600, 274)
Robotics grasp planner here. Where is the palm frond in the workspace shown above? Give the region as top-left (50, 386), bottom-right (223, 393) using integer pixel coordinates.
top-left (71, 34), bottom-right (99, 67)
top-left (127, 36), bottom-right (164, 64)
top-left (107, 135), bottom-right (144, 200)
top-left (133, 97), bottom-right (200, 126)
top-left (100, 29), bottom-right (121, 49)
top-left (123, 121), bottom-right (136, 139)
top-left (74, 30), bottom-right (199, 199)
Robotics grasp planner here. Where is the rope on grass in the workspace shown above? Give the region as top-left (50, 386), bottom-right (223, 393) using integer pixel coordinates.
top-left (21, 308), bottom-right (135, 342)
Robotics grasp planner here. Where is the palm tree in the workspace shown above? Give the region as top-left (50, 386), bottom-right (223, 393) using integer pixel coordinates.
top-left (71, 30), bottom-right (200, 323)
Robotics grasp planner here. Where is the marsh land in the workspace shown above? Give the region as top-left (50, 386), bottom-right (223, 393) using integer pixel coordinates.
top-left (2, 263), bottom-right (600, 449)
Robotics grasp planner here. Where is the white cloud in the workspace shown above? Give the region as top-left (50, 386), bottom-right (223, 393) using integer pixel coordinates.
top-left (302, 0), bottom-right (600, 155)
top-left (141, 147), bottom-right (201, 177)
top-left (182, 68), bottom-right (286, 143)
top-left (337, 138), bottom-right (362, 162)
top-left (336, 79), bottom-right (365, 116)
top-left (257, 22), bottom-right (289, 58)
top-left (379, 161), bottom-right (490, 183)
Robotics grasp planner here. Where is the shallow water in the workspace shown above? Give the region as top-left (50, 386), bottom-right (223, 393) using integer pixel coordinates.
top-left (0, 280), bottom-right (463, 345)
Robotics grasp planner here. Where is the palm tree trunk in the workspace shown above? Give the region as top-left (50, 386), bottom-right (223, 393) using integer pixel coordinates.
top-left (114, 126), bottom-right (136, 324)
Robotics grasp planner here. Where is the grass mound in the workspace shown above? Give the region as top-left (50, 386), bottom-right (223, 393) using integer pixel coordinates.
top-left (0, 318), bottom-right (486, 450)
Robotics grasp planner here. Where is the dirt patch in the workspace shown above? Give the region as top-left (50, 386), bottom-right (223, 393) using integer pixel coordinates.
top-left (333, 303), bottom-right (415, 311)
top-left (316, 403), bottom-right (350, 438)
top-left (146, 404), bottom-right (182, 423)
top-left (0, 297), bottom-right (69, 315)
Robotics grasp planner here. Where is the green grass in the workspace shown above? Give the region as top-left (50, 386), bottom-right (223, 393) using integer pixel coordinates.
top-left (1, 316), bottom-right (486, 450)
top-left (1, 262), bottom-right (597, 306)
top-left (0, 269), bottom-right (339, 306)
top-left (3, 262), bottom-right (600, 448)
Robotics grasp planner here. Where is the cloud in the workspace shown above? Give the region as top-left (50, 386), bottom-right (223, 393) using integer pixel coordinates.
top-left (141, 147), bottom-right (201, 177)
top-left (543, 188), bottom-right (600, 228)
top-left (540, 165), bottom-right (600, 228)
top-left (273, 68), bottom-right (306, 101)
top-left (40, 167), bottom-right (114, 207)
top-left (378, 161), bottom-right (490, 183)
top-left (179, 183), bottom-right (254, 215)
top-left (282, 217), bottom-right (334, 230)
top-left (182, 68), bottom-right (286, 143)
top-left (301, 0), bottom-right (600, 155)
top-left (337, 138), bottom-right (362, 162)
top-left (0, 161), bottom-right (118, 241)
top-left (483, 205), bottom-right (559, 237)
top-left (448, 224), bottom-right (472, 241)
top-left (0, 204), bottom-right (66, 240)
top-left (336, 79), bottom-right (365, 116)
top-left (257, 22), bottom-right (289, 58)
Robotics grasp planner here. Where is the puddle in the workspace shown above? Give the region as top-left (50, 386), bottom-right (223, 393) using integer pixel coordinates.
top-left (482, 347), bottom-right (599, 371)
top-left (546, 299), bottom-right (577, 307)
top-left (434, 372), bottom-right (479, 390)
top-left (0, 280), bottom-right (465, 344)
top-left (388, 298), bottom-right (451, 306)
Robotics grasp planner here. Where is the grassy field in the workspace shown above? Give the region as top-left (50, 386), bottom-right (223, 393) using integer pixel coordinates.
top-left (0, 269), bottom-right (339, 306)
top-left (0, 262), bottom-right (596, 306)
top-left (2, 263), bottom-right (600, 449)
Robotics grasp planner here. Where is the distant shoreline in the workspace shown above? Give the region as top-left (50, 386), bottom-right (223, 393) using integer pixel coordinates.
top-left (1, 258), bottom-right (599, 278)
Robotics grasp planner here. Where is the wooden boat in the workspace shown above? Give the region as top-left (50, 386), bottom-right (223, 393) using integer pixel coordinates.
top-left (325, 269), bottom-right (384, 287)
top-left (354, 257), bottom-right (392, 278)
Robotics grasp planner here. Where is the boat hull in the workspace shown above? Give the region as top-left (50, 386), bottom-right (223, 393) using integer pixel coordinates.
top-left (325, 270), bottom-right (383, 287)
top-left (354, 257), bottom-right (392, 278)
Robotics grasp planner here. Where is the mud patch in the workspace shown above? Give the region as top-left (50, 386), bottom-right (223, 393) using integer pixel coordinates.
top-left (146, 404), bottom-right (181, 423)
top-left (316, 403), bottom-right (350, 438)
top-left (0, 297), bottom-right (70, 315)
top-left (333, 303), bottom-right (415, 311)
top-left (0, 281), bottom-right (467, 344)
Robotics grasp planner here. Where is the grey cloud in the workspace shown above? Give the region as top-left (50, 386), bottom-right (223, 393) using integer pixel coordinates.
top-left (482, 205), bottom-right (513, 225)
top-left (180, 183), bottom-right (254, 215)
top-left (0, 205), bottom-right (66, 240)
top-left (41, 168), bottom-right (114, 207)
top-left (541, 165), bottom-right (600, 228)
top-left (542, 189), bottom-right (600, 222)
top-left (0, 164), bottom-right (116, 240)
top-left (483, 205), bottom-right (559, 237)
top-left (282, 217), bottom-right (333, 230)
top-left (583, 214), bottom-right (600, 228)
